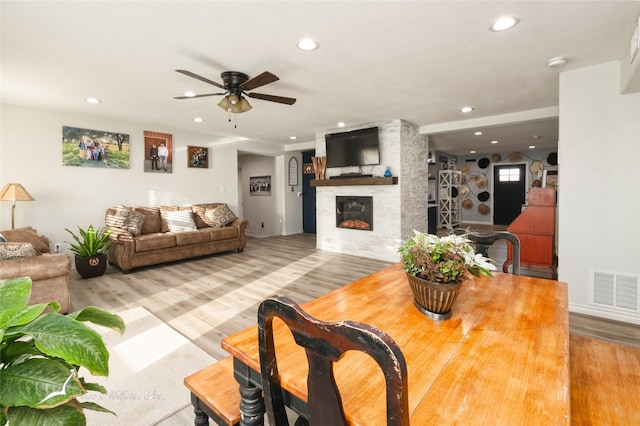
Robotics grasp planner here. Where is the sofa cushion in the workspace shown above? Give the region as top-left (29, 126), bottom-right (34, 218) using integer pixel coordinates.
top-left (203, 204), bottom-right (238, 228)
top-left (200, 226), bottom-right (239, 241)
top-left (132, 207), bottom-right (161, 234)
top-left (106, 205), bottom-right (147, 237)
top-left (164, 210), bottom-right (198, 232)
top-left (134, 233), bottom-right (176, 252)
top-left (0, 227), bottom-right (51, 253)
top-left (175, 230), bottom-right (210, 246)
top-left (0, 242), bottom-right (41, 260)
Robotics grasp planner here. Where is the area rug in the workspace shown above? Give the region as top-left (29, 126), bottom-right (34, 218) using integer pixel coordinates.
top-left (78, 306), bottom-right (216, 425)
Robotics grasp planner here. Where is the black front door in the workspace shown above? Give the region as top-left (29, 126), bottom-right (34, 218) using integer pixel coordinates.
top-left (493, 164), bottom-right (526, 225)
top-left (302, 150), bottom-right (316, 234)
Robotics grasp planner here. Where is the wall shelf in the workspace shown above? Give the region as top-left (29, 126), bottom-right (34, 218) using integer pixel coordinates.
top-left (311, 176), bottom-right (398, 187)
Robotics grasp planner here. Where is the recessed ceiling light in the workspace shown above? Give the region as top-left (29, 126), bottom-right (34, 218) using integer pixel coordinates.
top-left (337, 122), bottom-right (346, 128)
top-left (547, 57), bottom-right (567, 67)
top-left (529, 145), bottom-right (536, 149)
top-left (491, 140), bottom-right (498, 144)
top-left (490, 16), bottom-right (520, 32)
top-left (193, 117), bottom-right (204, 123)
top-left (474, 131), bottom-right (483, 136)
top-left (289, 136), bottom-right (297, 140)
top-left (470, 150), bottom-right (476, 154)
top-left (297, 38), bottom-right (319, 51)
top-left (85, 97), bottom-right (101, 104)
top-left (184, 91), bottom-right (196, 98)
top-left (460, 106), bottom-right (474, 113)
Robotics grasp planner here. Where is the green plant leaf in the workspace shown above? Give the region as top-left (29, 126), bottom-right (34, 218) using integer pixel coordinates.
top-left (0, 277), bottom-right (33, 327)
top-left (18, 314), bottom-right (110, 376)
top-left (0, 358), bottom-right (85, 408)
top-left (68, 306), bottom-right (125, 335)
top-left (6, 401), bottom-right (86, 426)
top-left (78, 400), bottom-right (116, 415)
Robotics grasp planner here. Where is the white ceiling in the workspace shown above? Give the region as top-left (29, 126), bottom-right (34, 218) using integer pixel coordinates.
top-left (2, 1), bottom-right (638, 155)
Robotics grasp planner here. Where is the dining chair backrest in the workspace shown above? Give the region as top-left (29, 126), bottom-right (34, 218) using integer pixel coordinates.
top-left (257, 295), bottom-right (410, 426)
top-left (454, 230), bottom-right (521, 275)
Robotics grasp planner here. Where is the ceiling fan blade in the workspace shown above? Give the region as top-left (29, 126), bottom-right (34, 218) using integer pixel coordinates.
top-left (174, 93), bottom-right (225, 99)
top-left (175, 69), bottom-right (225, 89)
top-left (248, 92), bottom-right (296, 105)
top-left (240, 71), bottom-right (279, 91)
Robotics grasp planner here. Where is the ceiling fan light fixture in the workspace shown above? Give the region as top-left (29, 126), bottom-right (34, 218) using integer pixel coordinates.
top-left (217, 96), bottom-right (230, 111)
top-left (229, 94), bottom-right (240, 105)
top-left (238, 97), bottom-right (252, 113)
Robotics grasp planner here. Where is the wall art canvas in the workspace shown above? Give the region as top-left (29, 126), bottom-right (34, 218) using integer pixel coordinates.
top-left (250, 175), bottom-right (271, 196)
top-left (62, 126), bottom-right (130, 169)
top-left (187, 146), bottom-right (208, 168)
top-left (144, 130), bottom-right (173, 173)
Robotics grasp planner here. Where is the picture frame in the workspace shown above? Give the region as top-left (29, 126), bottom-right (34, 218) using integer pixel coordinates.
top-left (250, 175), bottom-right (271, 196)
top-left (288, 157), bottom-right (298, 186)
top-left (62, 126), bottom-right (130, 169)
top-left (187, 146), bottom-right (209, 168)
top-left (144, 130), bottom-right (173, 173)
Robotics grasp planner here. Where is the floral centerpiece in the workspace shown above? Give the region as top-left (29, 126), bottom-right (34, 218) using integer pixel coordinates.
top-left (398, 230), bottom-right (496, 320)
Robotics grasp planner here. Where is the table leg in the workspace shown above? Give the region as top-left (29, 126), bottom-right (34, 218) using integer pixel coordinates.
top-left (193, 404), bottom-right (209, 426)
top-left (239, 384), bottom-right (264, 426)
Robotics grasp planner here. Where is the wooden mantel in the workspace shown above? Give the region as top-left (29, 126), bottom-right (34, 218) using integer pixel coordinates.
top-left (311, 176), bottom-right (398, 186)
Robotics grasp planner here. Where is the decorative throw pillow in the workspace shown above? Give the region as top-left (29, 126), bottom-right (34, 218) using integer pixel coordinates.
top-left (203, 204), bottom-right (238, 228)
top-left (106, 205), bottom-right (146, 237)
top-left (0, 233), bottom-right (5, 242)
top-left (0, 242), bottom-right (41, 260)
top-left (164, 210), bottom-right (198, 232)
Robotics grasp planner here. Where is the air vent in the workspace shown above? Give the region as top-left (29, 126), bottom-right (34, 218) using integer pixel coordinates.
top-left (592, 271), bottom-right (638, 311)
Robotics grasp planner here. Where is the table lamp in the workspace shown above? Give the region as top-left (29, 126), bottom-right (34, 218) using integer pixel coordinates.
top-left (0, 183), bottom-right (35, 229)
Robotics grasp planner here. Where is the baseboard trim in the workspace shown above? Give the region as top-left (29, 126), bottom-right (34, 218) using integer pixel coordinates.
top-left (569, 303), bottom-right (640, 325)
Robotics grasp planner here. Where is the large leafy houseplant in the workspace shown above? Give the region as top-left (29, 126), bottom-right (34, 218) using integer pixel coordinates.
top-left (64, 225), bottom-right (113, 258)
top-left (398, 230), bottom-right (496, 284)
top-left (0, 277), bottom-right (125, 425)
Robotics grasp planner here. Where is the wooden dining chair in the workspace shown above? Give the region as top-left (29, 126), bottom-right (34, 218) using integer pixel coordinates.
top-left (454, 230), bottom-right (521, 275)
top-left (257, 295), bottom-right (410, 426)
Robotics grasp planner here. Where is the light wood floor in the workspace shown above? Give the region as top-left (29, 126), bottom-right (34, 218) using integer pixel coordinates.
top-left (69, 231), bottom-right (639, 425)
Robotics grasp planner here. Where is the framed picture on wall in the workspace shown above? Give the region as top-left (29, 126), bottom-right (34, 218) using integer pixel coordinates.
top-left (62, 126), bottom-right (130, 169)
top-left (250, 175), bottom-right (271, 196)
top-left (144, 130), bottom-right (172, 173)
top-left (187, 146), bottom-right (208, 168)
top-left (288, 157), bottom-right (298, 186)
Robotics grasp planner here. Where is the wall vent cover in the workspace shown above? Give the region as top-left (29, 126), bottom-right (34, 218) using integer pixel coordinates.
top-left (592, 271), bottom-right (638, 311)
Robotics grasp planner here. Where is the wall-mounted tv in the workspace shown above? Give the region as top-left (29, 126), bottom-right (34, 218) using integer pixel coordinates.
top-left (325, 127), bottom-right (380, 168)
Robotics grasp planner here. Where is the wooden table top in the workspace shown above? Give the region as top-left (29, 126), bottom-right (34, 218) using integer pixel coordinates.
top-left (222, 263), bottom-right (570, 425)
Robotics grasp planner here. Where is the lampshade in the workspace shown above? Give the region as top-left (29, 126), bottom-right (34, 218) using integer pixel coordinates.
top-left (228, 94), bottom-right (240, 105)
top-left (0, 183), bottom-right (35, 202)
top-left (238, 97), bottom-right (252, 113)
top-left (217, 96), bottom-right (230, 111)
top-left (0, 183), bottom-right (35, 229)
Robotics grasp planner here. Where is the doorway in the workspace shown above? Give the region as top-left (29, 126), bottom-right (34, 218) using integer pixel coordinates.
top-left (302, 150), bottom-right (316, 233)
top-left (493, 164), bottom-right (526, 225)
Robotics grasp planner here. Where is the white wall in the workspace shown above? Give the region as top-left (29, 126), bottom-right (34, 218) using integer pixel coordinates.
top-left (0, 104), bottom-right (243, 256)
top-left (559, 61), bottom-right (640, 323)
top-left (238, 154), bottom-right (281, 237)
top-left (282, 151), bottom-right (303, 235)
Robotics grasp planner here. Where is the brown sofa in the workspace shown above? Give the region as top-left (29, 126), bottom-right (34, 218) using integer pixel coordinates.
top-left (0, 227), bottom-right (72, 313)
top-left (105, 203), bottom-right (248, 273)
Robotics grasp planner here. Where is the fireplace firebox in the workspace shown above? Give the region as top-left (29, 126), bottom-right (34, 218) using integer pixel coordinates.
top-left (336, 196), bottom-right (373, 231)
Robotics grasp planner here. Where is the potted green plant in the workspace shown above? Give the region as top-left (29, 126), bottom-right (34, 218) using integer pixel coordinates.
top-left (398, 230), bottom-right (495, 320)
top-left (65, 225), bottom-right (112, 279)
top-left (0, 276), bottom-right (125, 425)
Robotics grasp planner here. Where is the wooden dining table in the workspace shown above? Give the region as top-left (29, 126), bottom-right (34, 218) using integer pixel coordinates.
top-left (222, 263), bottom-right (570, 425)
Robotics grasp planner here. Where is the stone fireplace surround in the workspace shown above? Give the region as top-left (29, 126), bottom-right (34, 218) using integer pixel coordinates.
top-left (314, 119), bottom-right (430, 262)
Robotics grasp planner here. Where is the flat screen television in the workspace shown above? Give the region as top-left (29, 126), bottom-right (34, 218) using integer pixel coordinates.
top-left (325, 127), bottom-right (380, 168)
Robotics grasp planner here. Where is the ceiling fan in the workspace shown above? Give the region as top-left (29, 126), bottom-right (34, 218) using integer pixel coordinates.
top-left (174, 70), bottom-right (296, 116)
